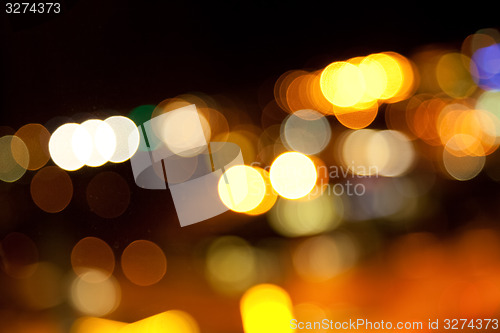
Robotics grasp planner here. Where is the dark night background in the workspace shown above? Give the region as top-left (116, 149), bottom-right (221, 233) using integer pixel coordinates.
top-left (0, 1), bottom-right (499, 245)
top-left (1, 1), bottom-right (500, 330)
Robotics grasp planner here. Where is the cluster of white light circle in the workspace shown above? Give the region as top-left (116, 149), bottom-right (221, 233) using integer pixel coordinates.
top-left (48, 116), bottom-right (140, 171)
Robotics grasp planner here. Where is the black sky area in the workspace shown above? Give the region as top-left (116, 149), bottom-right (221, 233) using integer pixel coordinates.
top-left (1, 1), bottom-right (496, 127)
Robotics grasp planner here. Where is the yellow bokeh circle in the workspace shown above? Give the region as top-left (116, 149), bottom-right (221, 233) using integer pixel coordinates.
top-left (270, 152), bottom-right (317, 200)
top-left (218, 165), bottom-right (267, 213)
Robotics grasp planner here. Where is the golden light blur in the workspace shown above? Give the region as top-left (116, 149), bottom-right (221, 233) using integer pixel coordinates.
top-left (274, 70), bottom-right (308, 113)
top-left (270, 152), bottom-right (317, 199)
top-left (240, 284), bottom-right (294, 333)
top-left (218, 165), bottom-right (267, 213)
top-left (268, 185), bottom-right (343, 237)
top-left (18, 262), bottom-right (64, 310)
top-left (438, 107), bottom-right (498, 157)
top-left (71, 317), bottom-right (126, 333)
top-left (293, 303), bottom-right (327, 333)
top-left (317, 52), bottom-right (415, 129)
top-left (4, 23), bottom-right (500, 333)
top-left (442, 146), bottom-right (485, 181)
top-left (436, 52), bottom-right (477, 98)
top-left (377, 52), bottom-right (417, 102)
top-left (321, 62), bottom-right (366, 108)
top-left (245, 167), bottom-right (277, 216)
top-left (121, 240), bottom-right (167, 286)
top-left (205, 236), bottom-right (257, 295)
top-left (292, 234), bottom-right (358, 282)
top-left (120, 310), bottom-right (200, 333)
top-left (70, 269), bottom-right (120, 317)
top-left (216, 130), bottom-right (259, 165)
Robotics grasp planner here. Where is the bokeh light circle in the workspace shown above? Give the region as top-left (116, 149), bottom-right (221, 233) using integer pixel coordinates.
top-left (71, 237), bottom-right (115, 282)
top-left (104, 116), bottom-right (140, 163)
top-left (70, 269), bottom-right (121, 317)
top-left (270, 152), bottom-right (317, 199)
top-left (121, 240), bottom-right (167, 286)
top-left (240, 283), bottom-right (294, 333)
top-left (205, 236), bottom-right (257, 295)
top-left (48, 123), bottom-right (91, 171)
top-left (218, 165), bottom-right (267, 213)
top-left (154, 106), bottom-right (209, 157)
top-left (268, 187), bottom-right (343, 237)
top-left (281, 109), bottom-right (331, 155)
top-left (245, 167), bottom-right (278, 216)
top-left (80, 119), bottom-right (117, 167)
top-left (320, 62), bottom-right (366, 108)
top-left (30, 166), bottom-right (73, 213)
top-left (443, 143), bottom-right (485, 181)
top-left (14, 123), bottom-right (51, 170)
top-left (0, 135), bottom-right (29, 182)
top-left (292, 234), bottom-right (358, 282)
